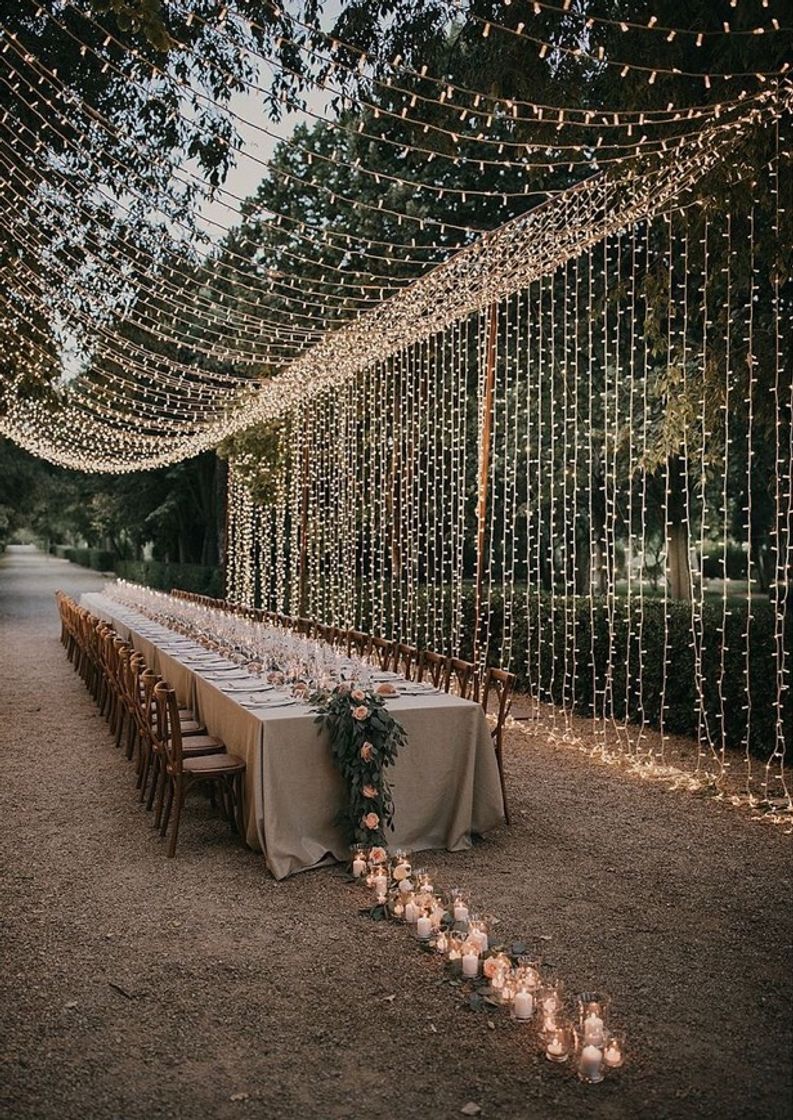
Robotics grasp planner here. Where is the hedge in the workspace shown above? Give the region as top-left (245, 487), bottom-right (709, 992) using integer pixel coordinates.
top-left (114, 559), bottom-right (224, 598)
top-left (353, 585), bottom-right (789, 760)
top-left (54, 546), bottom-right (223, 598)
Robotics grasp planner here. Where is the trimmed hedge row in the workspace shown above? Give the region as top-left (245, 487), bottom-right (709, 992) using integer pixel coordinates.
top-left (54, 546), bottom-right (223, 599)
top-left (354, 586), bottom-right (789, 760)
top-left (114, 559), bottom-right (224, 598)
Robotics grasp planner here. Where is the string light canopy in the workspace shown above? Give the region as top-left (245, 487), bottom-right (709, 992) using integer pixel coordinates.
top-left (0, 1), bottom-right (790, 474)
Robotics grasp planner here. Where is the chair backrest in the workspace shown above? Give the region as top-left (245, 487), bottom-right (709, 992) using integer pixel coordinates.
top-left (446, 657), bottom-right (479, 700)
top-left (296, 617), bottom-right (315, 637)
top-left (153, 680), bottom-right (183, 776)
top-left (394, 642), bottom-right (418, 681)
top-left (481, 668), bottom-right (516, 734)
top-left (417, 649), bottom-right (448, 688)
top-left (347, 630), bottom-right (372, 659)
top-left (370, 636), bottom-right (396, 671)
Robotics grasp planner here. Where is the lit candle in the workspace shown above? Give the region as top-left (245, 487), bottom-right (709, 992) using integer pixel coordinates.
top-left (373, 872), bottom-right (387, 896)
top-left (404, 900), bottom-right (418, 923)
top-left (435, 932), bottom-right (448, 954)
top-left (583, 1013), bottom-right (605, 1048)
top-left (545, 1032), bottom-right (567, 1060)
top-left (470, 927), bottom-right (488, 953)
top-left (352, 855), bottom-right (367, 878)
top-left (603, 1041), bottom-right (624, 1068)
top-left (580, 1045), bottom-right (604, 1083)
top-left (416, 915), bottom-right (432, 940)
top-left (462, 952), bottom-right (479, 979)
top-left (513, 990), bottom-right (534, 1020)
top-left (453, 902), bottom-right (469, 923)
top-left (399, 878), bottom-right (414, 896)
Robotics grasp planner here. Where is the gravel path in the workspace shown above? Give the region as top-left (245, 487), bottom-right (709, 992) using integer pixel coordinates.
top-left (1, 545), bottom-right (791, 1120)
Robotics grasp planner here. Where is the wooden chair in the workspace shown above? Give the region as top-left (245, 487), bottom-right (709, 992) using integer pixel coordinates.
top-left (138, 670), bottom-right (218, 808)
top-left (481, 667), bottom-right (516, 825)
top-left (370, 636), bottom-right (396, 671)
top-left (417, 649), bottom-right (448, 689)
top-left (347, 630), bottom-right (372, 660)
top-left (296, 617), bottom-right (315, 637)
top-left (153, 682), bottom-right (245, 858)
top-left (445, 657), bottom-right (479, 701)
top-left (393, 642), bottom-right (418, 681)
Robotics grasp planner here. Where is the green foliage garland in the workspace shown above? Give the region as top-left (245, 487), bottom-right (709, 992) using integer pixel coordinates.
top-left (314, 683), bottom-right (407, 849)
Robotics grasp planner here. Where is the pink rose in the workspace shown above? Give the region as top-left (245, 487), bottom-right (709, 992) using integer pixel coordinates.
top-left (362, 812), bottom-right (380, 830)
top-left (360, 742), bottom-right (374, 762)
top-left (352, 705), bottom-right (369, 721)
top-left (362, 784), bottom-right (378, 799)
top-left (483, 957), bottom-right (501, 980)
top-left (368, 846), bottom-right (387, 864)
top-left (351, 688), bottom-right (366, 702)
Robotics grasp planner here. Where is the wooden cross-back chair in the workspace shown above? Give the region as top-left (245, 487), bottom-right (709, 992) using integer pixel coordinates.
top-left (370, 636), bottom-right (396, 671)
top-left (393, 642), bottom-right (418, 681)
top-left (153, 682), bottom-right (245, 858)
top-left (481, 667), bottom-right (516, 825)
top-left (446, 657), bottom-right (479, 701)
top-left (296, 617), bottom-right (315, 637)
top-left (417, 649), bottom-right (448, 689)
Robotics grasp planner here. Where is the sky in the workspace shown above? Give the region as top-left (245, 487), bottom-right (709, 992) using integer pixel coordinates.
top-left (197, 1), bottom-right (341, 242)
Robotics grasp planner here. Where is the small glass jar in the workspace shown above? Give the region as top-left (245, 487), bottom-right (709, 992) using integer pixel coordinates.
top-left (578, 994), bottom-right (610, 1049)
top-left (545, 1024), bottom-right (575, 1063)
top-left (602, 1033), bottom-right (625, 1070)
top-left (510, 985), bottom-right (535, 1022)
top-left (450, 889), bottom-right (470, 925)
top-left (350, 844), bottom-right (368, 879)
top-left (578, 1044), bottom-right (605, 1084)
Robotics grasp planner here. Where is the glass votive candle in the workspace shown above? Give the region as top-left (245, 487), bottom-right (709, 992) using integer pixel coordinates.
top-left (371, 868), bottom-right (388, 898)
top-left (403, 894), bottom-right (419, 924)
top-left (516, 955), bottom-right (543, 990)
top-left (433, 930), bottom-right (450, 955)
top-left (415, 911), bottom-right (433, 940)
top-left (578, 996), bottom-right (609, 1049)
top-left (351, 845), bottom-right (368, 878)
top-left (468, 915), bottom-right (489, 954)
top-left (578, 1044), bottom-right (605, 1084)
top-left (451, 889), bottom-right (469, 924)
top-left (447, 931), bottom-right (465, 975)
top-left (539, 983), bottom-right (565, 1019)
top-left (461, 941), bottom-right (480, 979)
top-left (545, 1024), bottom-right (575, 1063)
top-left (511, 985), bottom-right (535, 1021)
top-left (602, 1033), bottom-right (625, 1069)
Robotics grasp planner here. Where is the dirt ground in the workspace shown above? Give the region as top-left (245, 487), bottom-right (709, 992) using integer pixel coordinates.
top-left (1, 545), bottom-right (791, 1120)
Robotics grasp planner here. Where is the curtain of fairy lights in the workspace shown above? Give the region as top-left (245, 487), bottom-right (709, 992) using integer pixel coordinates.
top-left (227, 152), bottom-right (792, 806)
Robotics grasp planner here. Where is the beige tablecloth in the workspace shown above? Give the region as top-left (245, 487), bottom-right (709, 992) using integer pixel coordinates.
top-left (82, 592), bottom-right (505, 879)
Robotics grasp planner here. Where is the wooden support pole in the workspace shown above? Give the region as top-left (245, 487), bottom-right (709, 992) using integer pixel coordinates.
top-left (474, 303), bottom-right (498, 665)
top-left (298, 436), bottom-right (310, 618)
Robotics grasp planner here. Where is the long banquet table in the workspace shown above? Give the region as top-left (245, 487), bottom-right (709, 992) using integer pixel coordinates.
top-left (82, 592), bottom-right (505, 879)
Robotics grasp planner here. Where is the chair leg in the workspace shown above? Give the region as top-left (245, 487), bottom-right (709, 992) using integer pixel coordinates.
top-left (160, 778), bottom-right (175, 838)
top-left (495, 737), bottom-right (510, 826)
top-left (166, 780), bottom-right (185, 857)
top-left (149, 755), bottom-right (164, 815)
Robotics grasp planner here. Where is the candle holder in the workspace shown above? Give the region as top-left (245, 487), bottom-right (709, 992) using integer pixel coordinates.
top-left (510, 981), bottom-right (535, 1022)
top-left (350, 845), bottom-right (368, 879)
top-left (602, 1032), bottom-right (625, 1070)
top-left (467, 914), bottom-right (489, 954)
top-left (450, 889), bottom-right (470, 926)
top-left (545, 1024), bottom-right (576, 1063)
top-left (447, 931), bottom-right (465, 975)
top-left (516, 954), bottom-right (543, 991)
top-left (578, 1044), bottom-right (605, 1084)
top-left (461, 940), bottom-right (481, 980)
top-left (577, 993), bottom-right (610, 1050)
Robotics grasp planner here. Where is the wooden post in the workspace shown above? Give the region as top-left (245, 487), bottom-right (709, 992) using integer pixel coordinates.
top-left (298, 437), bottom-right (310, 618)
top-left (474, 303), bottom-right (498, 665)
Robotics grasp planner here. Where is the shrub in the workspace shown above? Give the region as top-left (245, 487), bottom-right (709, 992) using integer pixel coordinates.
top-left (114, 559), bottom-right (223, 598)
